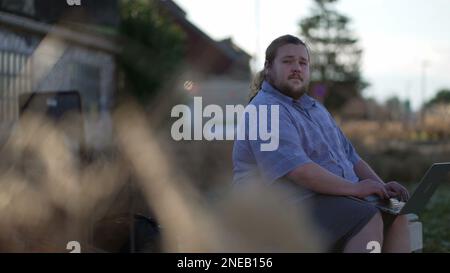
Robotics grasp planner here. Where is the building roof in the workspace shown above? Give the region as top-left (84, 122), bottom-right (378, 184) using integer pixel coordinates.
top-left (157, 0), bottom-right (251, 78)
top-left (0, 10), bottom-right (120, 54)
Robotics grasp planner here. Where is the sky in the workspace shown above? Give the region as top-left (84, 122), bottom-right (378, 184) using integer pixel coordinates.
top-left (174, 0), bottom-right (450, 110)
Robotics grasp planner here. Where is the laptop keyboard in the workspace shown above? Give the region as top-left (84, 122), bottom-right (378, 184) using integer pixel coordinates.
top-left (388, 198), bottom-right (405, 211)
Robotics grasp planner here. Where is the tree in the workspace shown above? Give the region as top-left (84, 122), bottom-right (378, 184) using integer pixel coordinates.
top-left (118, 0), bottom-right (186, 104)
top-left (299, 0), bottom-right (367, 112)
top-left (425, 88), bottom-right (450, 108)
top-left (385, 96), bottom-right (411, 120)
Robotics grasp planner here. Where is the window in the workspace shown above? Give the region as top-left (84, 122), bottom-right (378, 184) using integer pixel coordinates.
top-left (69, 62), bottom-right (100, 115)
top-left (0, 50), bottom-right (32, 123)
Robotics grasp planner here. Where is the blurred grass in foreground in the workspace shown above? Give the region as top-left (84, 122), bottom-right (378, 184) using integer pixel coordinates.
top-left (0, 105), bottom-right (324, 252)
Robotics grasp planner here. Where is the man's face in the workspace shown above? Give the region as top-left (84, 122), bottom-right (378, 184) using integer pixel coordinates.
top-left (266, 43), bottom-right (310, 100)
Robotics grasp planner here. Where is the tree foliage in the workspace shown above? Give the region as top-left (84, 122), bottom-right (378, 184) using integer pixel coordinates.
top-left (425, 89), bottom-right (450, 108)
top-left (299, 0), bottom-right (367, 112)
top-left (118, 0), bottom-right (186, 104)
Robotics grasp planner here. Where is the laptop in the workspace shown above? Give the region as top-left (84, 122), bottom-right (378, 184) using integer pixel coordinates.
top-left (351, 162), bottom-right (450, 215)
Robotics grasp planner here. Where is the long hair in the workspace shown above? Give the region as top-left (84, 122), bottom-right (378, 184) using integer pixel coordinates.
top-left (249, 35), bottom-right (309, 102)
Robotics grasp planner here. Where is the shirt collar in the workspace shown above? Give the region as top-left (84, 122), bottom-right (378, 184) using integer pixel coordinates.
top-left (261, 80), bottom-right (316, 110)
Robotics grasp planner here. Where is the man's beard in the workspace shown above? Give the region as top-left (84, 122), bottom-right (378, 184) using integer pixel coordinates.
top-left (269, 76), bottom-right (309, 100)
top-left (280, 81), bottom-right (308, 98)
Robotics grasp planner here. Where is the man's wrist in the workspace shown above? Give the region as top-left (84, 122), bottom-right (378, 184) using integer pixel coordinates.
top-left (343, 182), bottom-right (358, 196)
top-left (375, 177), bottom-right (385, 184)
top-left (359, 176), bottom-right (384, 184)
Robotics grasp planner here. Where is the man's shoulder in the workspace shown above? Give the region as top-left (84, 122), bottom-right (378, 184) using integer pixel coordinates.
top-left (246, 94), bottom-right (293, 119)
top-left (249, 90), bottom-right (291, 111)
top-left (250, 90), bottom-right (277, 104)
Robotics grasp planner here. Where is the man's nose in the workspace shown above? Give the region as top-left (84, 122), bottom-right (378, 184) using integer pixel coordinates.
top-left (292, 62), bottom-right (302, 72)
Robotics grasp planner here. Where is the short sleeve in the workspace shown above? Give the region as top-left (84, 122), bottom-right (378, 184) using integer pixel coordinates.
top-left (244, 104), bottom-right (313, 182)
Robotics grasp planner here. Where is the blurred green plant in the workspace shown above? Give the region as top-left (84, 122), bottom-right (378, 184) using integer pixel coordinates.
top-left (425, 88), bottom-right (450, 108)
top-left (415, 184), bottom-right (450, 252)
top-left (118, 0), bottom-right (186, 104)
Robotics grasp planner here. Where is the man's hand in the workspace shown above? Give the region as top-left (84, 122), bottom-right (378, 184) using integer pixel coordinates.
top-left (385, 181), bottom-right (410, 202)
top-left (352, 179), bottom-right (390, 199)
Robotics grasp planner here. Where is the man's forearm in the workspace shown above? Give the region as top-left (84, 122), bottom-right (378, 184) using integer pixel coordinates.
top-left (354, 159), bottom-right (384, 183)
top-left (286, 162), bottom-right (356, 196)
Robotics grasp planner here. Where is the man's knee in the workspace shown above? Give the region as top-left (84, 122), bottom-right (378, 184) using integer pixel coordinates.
top-left (366, 212), bottom-right (384, 238)
top-left (390, 214), bottom-right (410, 231)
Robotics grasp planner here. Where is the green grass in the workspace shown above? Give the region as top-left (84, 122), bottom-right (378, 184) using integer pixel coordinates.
top-left (410, 184), bottom-right (450, 252)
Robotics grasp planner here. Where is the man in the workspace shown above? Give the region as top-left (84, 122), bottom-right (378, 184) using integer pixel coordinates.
top-left (232, 34), bottom-right (411, 253)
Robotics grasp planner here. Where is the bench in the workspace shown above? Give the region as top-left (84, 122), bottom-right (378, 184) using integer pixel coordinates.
top-left (407, 213), bottom-right (423, 252)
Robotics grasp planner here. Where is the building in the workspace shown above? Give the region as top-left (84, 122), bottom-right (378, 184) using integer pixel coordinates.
top-left (0, 0), bottom-right (120, 149)
top-left (157, 0), bottom-right (251, 81)
top-left (157, 0), bottom-right (253, 134)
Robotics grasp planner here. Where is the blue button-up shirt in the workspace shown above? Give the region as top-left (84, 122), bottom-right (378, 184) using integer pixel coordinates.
top-left (232, 81), bottom-right (361, 191)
